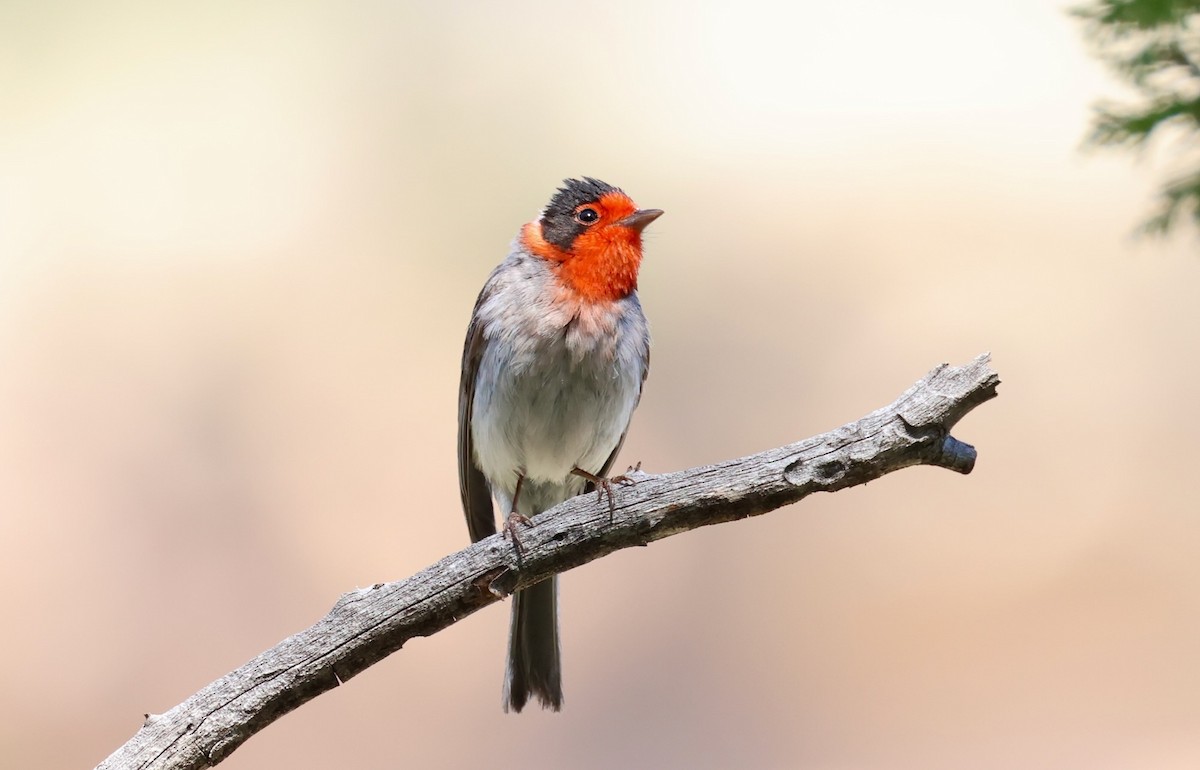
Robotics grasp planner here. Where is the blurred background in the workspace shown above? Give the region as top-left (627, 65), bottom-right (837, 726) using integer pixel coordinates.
top-left (3, 1), bottom-right (1198, 768)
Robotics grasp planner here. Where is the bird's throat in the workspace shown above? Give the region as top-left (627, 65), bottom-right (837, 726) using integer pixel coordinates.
top-left (522, 222), bottom-right (642, 303)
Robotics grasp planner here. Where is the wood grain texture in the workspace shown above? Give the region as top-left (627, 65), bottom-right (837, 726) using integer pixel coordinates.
top-left (96, 354), bottom-right (999, 770)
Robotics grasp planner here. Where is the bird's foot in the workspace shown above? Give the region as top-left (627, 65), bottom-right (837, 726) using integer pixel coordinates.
top-left (502, 512), bottom-right (533, 565)
top-left (571, 464), bottom-right (640, 522)
top-left (610, 461), bottom-right (643, 486)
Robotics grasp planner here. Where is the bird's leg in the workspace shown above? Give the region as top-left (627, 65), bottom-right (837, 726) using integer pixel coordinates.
top-left (502, 473), bottom-right (533, 562)
top-left (571, 464), bottom-right (640, 522)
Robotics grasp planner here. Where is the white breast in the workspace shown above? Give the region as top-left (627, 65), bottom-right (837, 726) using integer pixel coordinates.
top-left (469, 249), bottom-right (648, 505)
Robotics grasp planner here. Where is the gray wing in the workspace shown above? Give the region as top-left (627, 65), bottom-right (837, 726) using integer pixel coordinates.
top-left (458, 289), bottom-right (497, 543)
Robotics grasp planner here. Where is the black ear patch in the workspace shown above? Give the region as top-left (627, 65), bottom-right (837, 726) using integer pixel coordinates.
top-left (539, 177), bottom-right (622, 251)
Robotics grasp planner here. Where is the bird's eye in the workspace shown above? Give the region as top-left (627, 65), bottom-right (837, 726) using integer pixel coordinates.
top-left (575, 207), bottom-right (600, 225)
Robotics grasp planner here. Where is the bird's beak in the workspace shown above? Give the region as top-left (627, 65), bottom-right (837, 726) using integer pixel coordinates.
top-left (617, 208), bottom-right (664, 233)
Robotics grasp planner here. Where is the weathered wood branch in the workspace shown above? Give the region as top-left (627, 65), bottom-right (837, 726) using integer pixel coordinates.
top-left (96, 354), bottom-right (999, 770)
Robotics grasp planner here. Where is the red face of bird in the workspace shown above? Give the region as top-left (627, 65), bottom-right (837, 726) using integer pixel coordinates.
top-left (521, 178), bottom-right (663, 303)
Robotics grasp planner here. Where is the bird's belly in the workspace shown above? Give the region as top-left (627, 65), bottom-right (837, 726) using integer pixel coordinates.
top-left (472, 347), bottom-right (639, 489)
top-left (515, 377), bottom-right (631, 482)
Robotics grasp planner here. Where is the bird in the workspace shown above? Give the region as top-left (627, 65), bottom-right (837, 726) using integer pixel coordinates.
top-left (457, 177), bottom-right (661, 712)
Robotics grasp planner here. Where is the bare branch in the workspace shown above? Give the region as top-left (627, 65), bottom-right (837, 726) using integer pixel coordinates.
top-left (96, 354), bottom-right (1000, 770)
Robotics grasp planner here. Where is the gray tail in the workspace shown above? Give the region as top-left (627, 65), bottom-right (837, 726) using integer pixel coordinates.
top-left (504, 575), bottom-right (562, 712)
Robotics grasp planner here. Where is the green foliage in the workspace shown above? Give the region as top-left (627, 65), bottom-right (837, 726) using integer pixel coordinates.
top-left (1075, 0), bottom-right (1200, 235)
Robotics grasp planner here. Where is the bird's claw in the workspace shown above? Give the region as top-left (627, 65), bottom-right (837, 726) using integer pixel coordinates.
top-left (502, 512), bottom-right (533, 565)
top-left (609, 461), bottom-right (643, 488)
top-left (573, 463), bottom-right (643, 523)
